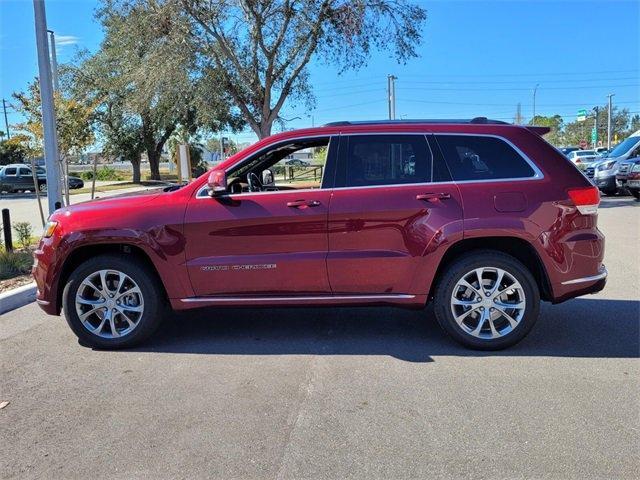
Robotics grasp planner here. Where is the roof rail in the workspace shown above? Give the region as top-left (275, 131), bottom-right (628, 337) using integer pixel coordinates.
top-left (323, 117), bottom-right (510, 127)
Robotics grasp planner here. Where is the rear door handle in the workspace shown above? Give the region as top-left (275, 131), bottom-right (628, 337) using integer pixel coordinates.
top-left (287, 199), bottom-right (321, 208)
top-left (416, 192), bottom-right (451, 202)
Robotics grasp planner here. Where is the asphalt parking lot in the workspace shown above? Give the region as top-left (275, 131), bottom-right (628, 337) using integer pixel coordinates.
top-left (1, 197), bottom-right (638, 480)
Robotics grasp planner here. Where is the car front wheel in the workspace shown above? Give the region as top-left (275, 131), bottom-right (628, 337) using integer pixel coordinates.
top-left (62, 254), bottom-right (165, 349)
top-left (433, 250), bottom-right (540, 350)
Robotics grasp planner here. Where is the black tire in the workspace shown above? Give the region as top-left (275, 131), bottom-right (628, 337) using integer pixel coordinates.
top-left (601, 188), bottom-right (617, 196)
top-left (39, 183), bottom-right (47, 192)
top-left (631, 189), bottom-right (640, 200)
top-left (62, 254), bottom-right (166, 349)
top-left (432, 250), bottom-right (540, 350)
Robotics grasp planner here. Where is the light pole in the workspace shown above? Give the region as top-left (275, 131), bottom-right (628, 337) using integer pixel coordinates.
top-left (388, 75), bottom-right (397, 120)
top-left (33, 0), bottom-right (63, 214)
top-left (47, 28), bottom-right (69, 205)
top-left (47, 30), bottom-right (60, 91)
top-left (607, 93), bottom-right (615, 149)
top-left (532, 84), bottom-right (539, 125)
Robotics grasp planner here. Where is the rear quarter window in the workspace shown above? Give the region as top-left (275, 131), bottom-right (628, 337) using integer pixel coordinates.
top-left (435, 135), bottom-right (536, 181)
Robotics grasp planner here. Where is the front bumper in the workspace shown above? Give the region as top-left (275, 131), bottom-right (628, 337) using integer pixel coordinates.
top-left (594, 175), bottom-right (616, 190)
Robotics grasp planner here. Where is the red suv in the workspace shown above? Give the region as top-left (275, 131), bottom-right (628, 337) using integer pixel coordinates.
top-left (33, 119), bottom-right (606, 350)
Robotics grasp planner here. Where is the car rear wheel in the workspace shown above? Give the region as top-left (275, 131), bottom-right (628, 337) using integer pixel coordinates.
top-left (39, 183), bottom-right (47, 192)
top-left (62, 254), bottom-right (165, 349)
top-left (433, 250), bottom-right (540, 350)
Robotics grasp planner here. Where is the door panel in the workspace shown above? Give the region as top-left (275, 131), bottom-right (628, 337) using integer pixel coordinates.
top-left (327, 133), bottom-right (463, 294)
top-left (327, 184), bottom-right (463, 294)
top-left (184, 190), bottom-right (332, 296)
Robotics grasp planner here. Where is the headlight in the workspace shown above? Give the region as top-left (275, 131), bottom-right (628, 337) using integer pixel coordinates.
top-left (42, 221), bottom-right (58, 238)
top-left (597, 161), bottom-right (615, 172)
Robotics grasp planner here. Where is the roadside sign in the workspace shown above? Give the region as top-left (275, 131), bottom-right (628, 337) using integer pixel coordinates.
top-left (577, 109), bottom-right (587, 122)
top-left (591, 127), bottom-right (598, 144)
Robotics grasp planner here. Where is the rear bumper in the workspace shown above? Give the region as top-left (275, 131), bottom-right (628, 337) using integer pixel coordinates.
top-left (551, 265), bottom-right (607, 304)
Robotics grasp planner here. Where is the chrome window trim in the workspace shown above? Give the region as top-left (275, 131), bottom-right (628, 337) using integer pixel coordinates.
top-left (195, 131), bottom-right (545, 197)
top-left (337, 132), bottom-right (435, 188)
top-left (432, 132), bottom-right (545, 181)
top-left (196, 134), bottom-right (335, 198)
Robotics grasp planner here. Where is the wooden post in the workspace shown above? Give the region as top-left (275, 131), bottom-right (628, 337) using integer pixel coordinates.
top-left (90, 153), bottom-right (98, 199)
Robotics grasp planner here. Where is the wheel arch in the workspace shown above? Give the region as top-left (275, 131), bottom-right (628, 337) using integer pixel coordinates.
top-left (428, 236), bottom-right (553, 302)
top-left (56, 243), bottom-right (168, 315)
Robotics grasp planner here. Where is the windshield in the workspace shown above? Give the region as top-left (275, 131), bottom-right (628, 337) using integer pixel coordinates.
top-left (608, 136), bottom-right (640, 157)
top-left (576, 151), bottom-right (595, 156)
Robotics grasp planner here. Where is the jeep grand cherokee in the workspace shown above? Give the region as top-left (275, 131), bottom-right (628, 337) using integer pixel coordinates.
top-left (33, 118), bottom-right (606, 350)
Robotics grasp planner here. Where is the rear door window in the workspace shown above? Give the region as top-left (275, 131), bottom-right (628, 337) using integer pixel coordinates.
top-left (435, 135), bottom-right (536, 181)
top-left (337, 134), bottom-right (432, 187)
top-left (19, 167), bottom-right (32, 176)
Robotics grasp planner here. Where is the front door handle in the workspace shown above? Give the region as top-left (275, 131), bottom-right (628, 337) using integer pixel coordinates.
top-left (287, 199), bottom-right (321, 208)
top-left (416, 192), bottom-right (451, 202)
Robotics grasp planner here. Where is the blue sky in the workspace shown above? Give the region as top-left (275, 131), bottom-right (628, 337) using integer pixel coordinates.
top-left (1, 0), bottom-right (639, 144)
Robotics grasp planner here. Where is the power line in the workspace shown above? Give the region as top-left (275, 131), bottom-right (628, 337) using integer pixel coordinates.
top-left (398, 84), bottom-right (640, 92)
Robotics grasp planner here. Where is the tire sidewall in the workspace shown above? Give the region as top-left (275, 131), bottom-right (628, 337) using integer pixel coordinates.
top-left (434, 251), bottom-right (540, 350)
top-left (62, 255), bottom-right (163, 349)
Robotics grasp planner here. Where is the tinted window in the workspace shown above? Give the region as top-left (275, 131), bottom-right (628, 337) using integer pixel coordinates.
top-left (19, 168), bottom-right (31, 176)
top-left (436, 135), bottom-right (535, 181)
top-left (4, 168), bottom-right (17, 175)
top-left (342, 135), bottom-right (431, 187)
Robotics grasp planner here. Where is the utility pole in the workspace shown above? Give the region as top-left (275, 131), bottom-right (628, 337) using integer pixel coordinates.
top-left (593, 107), bottom-right (599, 148)
top-left (33, 0), bottom-right (62, 214)
top-left (532, 84), bottom-right (539, 125)
top-left (515, 103), bottom-right (522, 125)
top-left (607, 93), bottom-right (615, 149)
top-left (387, 75), bottom-right (397, 120)
top-left (2, 99), bottom-right (10, 139)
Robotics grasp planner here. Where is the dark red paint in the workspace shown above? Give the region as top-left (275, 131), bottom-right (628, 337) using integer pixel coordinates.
top-left (33, 122), bottom-right (606, 315)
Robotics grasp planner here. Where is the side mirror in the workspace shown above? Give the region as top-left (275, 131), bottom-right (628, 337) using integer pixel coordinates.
top-left (208, 170), bottom-right (227, 196)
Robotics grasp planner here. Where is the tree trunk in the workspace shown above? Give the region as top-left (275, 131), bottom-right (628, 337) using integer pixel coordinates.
top-left (258, 121), bottom-right (273, 139)
top-left (148, 150), bottom-right (161, 181)
top-left (130, 155), bottom-right (141, 183)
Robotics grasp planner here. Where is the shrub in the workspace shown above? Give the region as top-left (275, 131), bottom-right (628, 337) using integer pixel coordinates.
top-left (0, 250), bottom-right (33, 280)
top-left (79, 166), bottom-right (124, 181)
top-left (13, 222), bottom-right (33, 249)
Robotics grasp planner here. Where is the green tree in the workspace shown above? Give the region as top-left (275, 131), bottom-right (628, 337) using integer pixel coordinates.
top-left (529, 115), bottom-right (563, 146)
top-left (563, 105), bottom-right (632, 147)
top-left (12, 80), bottom-right (95, 160)
top-left (0, 137), bottom-right (29, 166)
top-left (182, 0), bottom-right (427, 138)
top-left (69, 0), bottom-right (238, 180)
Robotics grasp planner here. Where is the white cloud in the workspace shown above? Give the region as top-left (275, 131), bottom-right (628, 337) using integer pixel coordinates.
top-left (54, 35), bottom-right (80, 47)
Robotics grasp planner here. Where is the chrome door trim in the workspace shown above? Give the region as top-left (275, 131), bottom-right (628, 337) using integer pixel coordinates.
top-left (181, 293), bottom-right (415, 303)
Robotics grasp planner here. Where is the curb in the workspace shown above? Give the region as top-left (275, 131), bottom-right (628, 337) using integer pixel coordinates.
top-left (0, 282), bottom-right (37, 315)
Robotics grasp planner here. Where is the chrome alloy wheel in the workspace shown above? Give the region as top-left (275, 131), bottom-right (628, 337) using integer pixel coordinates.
top-left (75, 269), bottom-right (144, 338)
top-left (450, 267), bottom-right (526, 339)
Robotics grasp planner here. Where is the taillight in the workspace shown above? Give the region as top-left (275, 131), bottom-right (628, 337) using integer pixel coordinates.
top-left (568, 186), bottom-right (600, 215)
